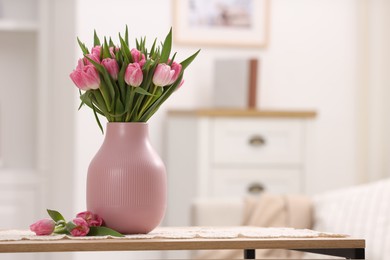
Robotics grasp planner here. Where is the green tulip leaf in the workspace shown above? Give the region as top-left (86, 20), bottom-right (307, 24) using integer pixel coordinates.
top-left (102, 37), bottom-right (111, 59)
top-left (77, 37), bottom-right (89, 55)
top-left (47, 209), bottom-right (65, 222)
top-left (160, 28), bottom-right (172, 63)
top-left (169, 52), bottom-right (177, 65)
top-left (92, 102), bottom-right (104, 133)
top-left (93, 29), bottom-right (101, 46)
top-left (134, 87), bottom-right (155, 96)
top-left (125, 25), bottom-right (129, 46)
top-left (181, 49), bottom-right (201, 70)
top-left (109, 37), bottom-right (115, 47)
top-left (66, 221), bottom-right (77, 232)
top-left (119, 33), bottom-right (133, 63)
top-left (150, 38), bottom-right (157, 57)
top-left (88, 226), bottom-right (124, 237)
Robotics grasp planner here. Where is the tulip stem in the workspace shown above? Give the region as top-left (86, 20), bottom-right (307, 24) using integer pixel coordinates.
top-left (99, 87), bottom-right (112, 115)
top-left (125, 88), bottom-right (135, 121)
top-left (54, 226), bottom-right (68, 235)
top-left (138, 85), bottom-right (158, 119)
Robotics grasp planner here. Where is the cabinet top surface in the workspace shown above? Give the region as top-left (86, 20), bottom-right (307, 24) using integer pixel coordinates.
top-left (168, 109), bottom-right (317, 118)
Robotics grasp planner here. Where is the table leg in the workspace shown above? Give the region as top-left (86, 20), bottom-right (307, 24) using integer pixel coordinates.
top-left (244, 249), bottom-right (256, 259)
top-left (353, 248), bottom-right (365, 259)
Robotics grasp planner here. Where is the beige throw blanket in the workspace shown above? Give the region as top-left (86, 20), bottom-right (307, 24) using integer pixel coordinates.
top-left (196, 193), bottom-right (313, 259)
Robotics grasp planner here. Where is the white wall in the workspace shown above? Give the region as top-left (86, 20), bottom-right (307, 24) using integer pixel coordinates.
top-left (260, 0), bottom-right (359, 194)
top-left (362, 0), bottom-right (390, 182)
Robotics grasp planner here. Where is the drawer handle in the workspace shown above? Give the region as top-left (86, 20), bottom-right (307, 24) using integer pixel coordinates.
top-left (248, 183), bottom-right (265, 194)
top-left (248, 135), bottom-right (266, 146)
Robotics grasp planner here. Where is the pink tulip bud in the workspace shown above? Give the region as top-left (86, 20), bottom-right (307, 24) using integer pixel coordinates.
top-left (152, 64), bottom-right (175, 87)
top-left (91, 46), bottom-right (101, 59)
top-left (76, 59), bottom-right (85, 70)
top-left (69, 218), bottom-right (90, 236)
top-left (109, 47), bottom-right (116, 58)
top-left (131, 48), bottom-right (146, 68)
top-left (125, 63), bottom-right (143, 87)
top-left (76, 211), bottom-right (103, 227)
top-left (70, 65), bottom-right (100, 91)
top-left (102, 58), bottom-right (119, 80)
top-left (83, 54), bottom-right (101, 66)
top-left (30, 218), bottom-right (55, 236)
top-left (169, 62), bottom-right (182, 85)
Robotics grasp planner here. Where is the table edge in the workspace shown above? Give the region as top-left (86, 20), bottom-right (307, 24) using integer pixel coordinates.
top-left (0, 237), bottom-right (365, 253)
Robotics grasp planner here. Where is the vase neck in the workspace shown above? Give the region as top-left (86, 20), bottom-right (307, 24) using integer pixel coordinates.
top-left (104, 123), bottom-right (149, 143)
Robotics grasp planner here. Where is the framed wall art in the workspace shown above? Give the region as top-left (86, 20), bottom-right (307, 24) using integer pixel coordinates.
top-left (173, 0), bottom-right (269, 48)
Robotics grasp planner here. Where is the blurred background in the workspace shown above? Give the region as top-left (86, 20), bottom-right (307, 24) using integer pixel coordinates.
top-left (0, 0), bottom-right (389, 259)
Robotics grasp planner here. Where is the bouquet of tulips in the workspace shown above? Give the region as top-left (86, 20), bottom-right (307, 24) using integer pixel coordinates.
top-left (70, 26), bottom-right (199, 132)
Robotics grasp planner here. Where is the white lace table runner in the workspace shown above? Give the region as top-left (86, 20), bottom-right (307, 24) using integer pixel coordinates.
top-left (0, 226), bottom-right (348, 241)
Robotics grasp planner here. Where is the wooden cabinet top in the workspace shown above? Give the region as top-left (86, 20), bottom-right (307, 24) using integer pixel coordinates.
top-left (168, 109), bottom-right (317, 118)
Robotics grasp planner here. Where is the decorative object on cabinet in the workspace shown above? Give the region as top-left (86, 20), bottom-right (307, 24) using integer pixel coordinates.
top-left (173, 0), bottom-right (269, 48)
top-left (166, 109), bottom-right (317, 229)
top-left (214, 58), bottom-right (259, 109)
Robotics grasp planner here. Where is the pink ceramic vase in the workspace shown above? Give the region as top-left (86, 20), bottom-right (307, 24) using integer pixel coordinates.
top-left (87, 123), bottom-right (166, 234)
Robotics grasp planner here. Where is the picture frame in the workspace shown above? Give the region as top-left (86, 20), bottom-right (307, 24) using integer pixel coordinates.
top-left (173, 0), bottom-right (269, 48)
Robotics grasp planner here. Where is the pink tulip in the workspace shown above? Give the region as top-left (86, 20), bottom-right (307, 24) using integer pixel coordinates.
top-left (83, 53), bottom-right (101, 66)
top-left (76, 211), bottom-right (103, 227)
top-left (152, 64), bottom-right (175, 87)
top-left (102, 58), bottom-right (119, 80)
top-left (131, 48), bottom-right (146, 67)
top-left (76, 59), bottom-right (85, 70)
top-left (169, 62), bottom-right (182, 84)
top-left (109, 47), bottom-right (117, 58)
top-left (70, 64), bottom-right (100, 90)
top-left (69, 218), bottom-right (90, 236)
top-left (91, 46), bottom-right (102, 59)
top-left (30, 218), bottom-right (55, 236)
top-left (125, 63), bottom-right (143, 87)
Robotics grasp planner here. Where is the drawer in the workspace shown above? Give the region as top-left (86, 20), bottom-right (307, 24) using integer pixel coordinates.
top-left (211, 168), bottom-right (302, 197)
top-left (212, 118), bottom-right (304, 165)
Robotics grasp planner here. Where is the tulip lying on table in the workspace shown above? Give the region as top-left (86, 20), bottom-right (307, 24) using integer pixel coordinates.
top-left (30, 209), bottom-right (123, 237)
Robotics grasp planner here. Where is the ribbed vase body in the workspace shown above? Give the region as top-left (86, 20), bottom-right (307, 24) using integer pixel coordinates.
top-left (87, 123), bottom-right (166, 234)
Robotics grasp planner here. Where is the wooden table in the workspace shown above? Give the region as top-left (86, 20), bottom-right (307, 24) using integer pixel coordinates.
top-left (0, 236), bottom-right (365, 259)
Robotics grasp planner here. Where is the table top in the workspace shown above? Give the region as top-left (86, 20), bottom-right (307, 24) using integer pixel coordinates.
top-left (0, 237), bottom-right (365, 253)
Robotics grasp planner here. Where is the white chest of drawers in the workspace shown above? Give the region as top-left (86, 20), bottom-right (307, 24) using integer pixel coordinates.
top-left (165, 109), bottom-right (316, 227)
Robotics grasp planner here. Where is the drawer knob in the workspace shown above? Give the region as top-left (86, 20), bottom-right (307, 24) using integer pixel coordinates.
top-left (248, 135), bottom-right (266, 146)
top-left (248, 183), bottom-right (265, 194)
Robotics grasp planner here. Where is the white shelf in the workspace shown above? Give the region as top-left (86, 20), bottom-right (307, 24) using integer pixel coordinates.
top-left (0, 20), bottom-right (38, 32)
